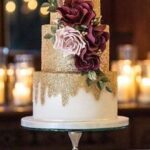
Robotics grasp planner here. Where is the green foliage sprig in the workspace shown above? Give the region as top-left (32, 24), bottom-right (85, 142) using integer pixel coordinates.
top-left (42, 0), bottom-right (58, 12)
top-left (82, 69), bottom-right (112, 93)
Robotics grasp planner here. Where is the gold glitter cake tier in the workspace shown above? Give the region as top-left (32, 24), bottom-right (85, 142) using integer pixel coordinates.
top-left (33, 71), bottom-right (117, 106)
top-left (41, 25), bottom-right (110, 73)
top-left (42, 25), bottom-right (78, 72)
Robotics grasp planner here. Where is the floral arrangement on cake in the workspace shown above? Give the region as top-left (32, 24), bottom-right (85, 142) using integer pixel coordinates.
top-left (42, 0), bottom-right (112, 93)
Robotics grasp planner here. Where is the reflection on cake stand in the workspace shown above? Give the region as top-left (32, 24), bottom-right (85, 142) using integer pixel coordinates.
top-left (21, 116), bottom-right (129, 150)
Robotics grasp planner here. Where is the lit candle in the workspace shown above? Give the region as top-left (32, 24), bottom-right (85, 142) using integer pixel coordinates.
top-left (112, 60), bottom-right (137, 102)
top-left (0, 81), bottom-right (4, 105)
top-left (16, 67), bottom-right (34, 86)
top-left (116, 62), bottom-right (137, 102)
top-left (7, 65), bottom-right (15, 101)
top-left (13, 82), bottom-right (31, 106)
top-left (117, 76), bottom-right (133, 102)
top-left (0, 68), bottom-right (5, 105)
top-left (139, 78), bottom-right (150, 103)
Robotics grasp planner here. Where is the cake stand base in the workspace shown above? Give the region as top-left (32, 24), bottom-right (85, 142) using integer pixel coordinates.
top-left (21, 116), bottom-right (129, 150)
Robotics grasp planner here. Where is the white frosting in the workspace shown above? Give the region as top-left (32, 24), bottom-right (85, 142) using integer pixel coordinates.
top-left (33, 83), bottom-right (118, 122)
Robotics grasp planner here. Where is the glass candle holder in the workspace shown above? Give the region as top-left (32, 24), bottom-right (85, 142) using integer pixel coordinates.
top-left (7, 64), bottom-right (15, 103)
top-left (112, 60), bottom-right (137, 103)
top-left (12, 54), bottom-right (34, 106)
top-left (111, 44), bottom-right (138, 103)
top-left (138, 60), bottom-right (150, 103)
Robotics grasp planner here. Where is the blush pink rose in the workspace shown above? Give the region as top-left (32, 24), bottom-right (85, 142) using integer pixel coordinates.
top-left (53, 26), bottom-right (86, 56)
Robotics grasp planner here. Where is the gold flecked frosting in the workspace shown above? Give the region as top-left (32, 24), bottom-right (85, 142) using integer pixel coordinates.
top-left (41, 25), bottom-right (78, 72)
top-left (33, 72), bottom-right (117, 106)
top-left (93, 0), bottom-right (101, 17)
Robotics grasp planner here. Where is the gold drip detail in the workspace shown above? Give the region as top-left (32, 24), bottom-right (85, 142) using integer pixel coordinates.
top-left (33, 72), bottom-right (117, 106)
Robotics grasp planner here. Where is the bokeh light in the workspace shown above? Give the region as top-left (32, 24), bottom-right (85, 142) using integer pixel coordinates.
top-left (27, 0), bottom-right (38, 10)
top-left (5, 1), bottom-right (16, 13)
top-left (40, 6), bottom-right (49, 16)
top-left (23, 0), bottom-right (30, 2)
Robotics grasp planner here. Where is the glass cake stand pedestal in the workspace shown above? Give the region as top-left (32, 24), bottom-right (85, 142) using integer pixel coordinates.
top-left (21, 116), bottom-right (129, 150)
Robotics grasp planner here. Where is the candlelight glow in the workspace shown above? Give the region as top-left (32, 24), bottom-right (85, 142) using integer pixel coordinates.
top-left (40, 6), bottom-right (49, 15)
top-left (13, 82), bottom-right (31, 105)
top-left (122, 64), bottom-right (132, 75)
top-left (7, 69), bottom-right (14, 76)
top-left (141, 78), bottom-right (150, 87)
top-left (0, 69), bottom-right (5, 76)
top-left (28, 0), bottom-right (38, 10)
top-left (0, 68), bottom-right (5, 104)
top-left (23, 0), bottom-right (30, 2)
top-left (16, 68), bottom-right (33, 76)
top-left (0, 81), bottom-right (4, 104)
top-left (5, 1), bottom-right (16, 13)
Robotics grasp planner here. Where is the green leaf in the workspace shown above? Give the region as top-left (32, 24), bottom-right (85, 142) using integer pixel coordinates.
top-left (42, 2), bottom-right (50, 7)
top-left (93, 17), bottom-right (101, 26)
top-left (106, 86), bottom-right (112, 93)
top-left (96, 69), bottom-right (105, 76)
top-left (81, 72), bottom-right (87, 76)
top-left (88, 71), bottom-right (97, 81)
top-left (47, 0), bottom-right (58, 12)
top-left (51, 26), bottom-right (57, 34)
top-left (97, 81), bottom-right (105, 90)
top-left (86, 78), bottom-right (93, 86)
top-left (49, 5), bottom-right (57, 12)
top-left (44, 33), bottom-right (53, 39)
top-left (51, 35), bottom-right (56, 44)
top-left (48, 0), bottom-right (56, 3)
top-left (100, 76), bottom-right (110, 83)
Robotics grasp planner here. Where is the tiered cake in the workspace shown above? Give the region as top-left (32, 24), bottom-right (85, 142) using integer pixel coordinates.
top-left (33, 0), bottom-right (119, 122)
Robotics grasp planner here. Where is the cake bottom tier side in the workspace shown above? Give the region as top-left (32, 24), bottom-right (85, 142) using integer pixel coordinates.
top-left (33, 72), bottom-right (118, 122)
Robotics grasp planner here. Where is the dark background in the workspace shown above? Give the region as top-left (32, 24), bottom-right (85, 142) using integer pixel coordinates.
top-left (0, 0), bottom-right (150, 150)
top-left (0, 0), bottom-right (150, 59)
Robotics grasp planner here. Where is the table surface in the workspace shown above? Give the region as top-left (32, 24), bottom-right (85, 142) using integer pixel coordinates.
top-left (0, 102), bottom-right (150, 118)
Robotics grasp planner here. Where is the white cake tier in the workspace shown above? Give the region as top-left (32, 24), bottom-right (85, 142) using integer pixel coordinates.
top-left (33, 72), bottom-right (117, 122)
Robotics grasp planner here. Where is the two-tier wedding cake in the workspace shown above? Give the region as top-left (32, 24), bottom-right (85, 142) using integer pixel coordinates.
top-left (30, 0), bottom-right (128, 127)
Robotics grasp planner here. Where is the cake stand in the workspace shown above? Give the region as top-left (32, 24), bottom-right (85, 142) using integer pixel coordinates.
top-left (21, 116), bottom-right (129, 150)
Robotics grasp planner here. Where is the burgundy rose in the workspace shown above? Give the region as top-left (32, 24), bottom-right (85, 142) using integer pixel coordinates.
top-left (58, 0), bottom-right (96, 26)
top-left (85, 25), bottom-right (109, 52)
top-left (75, 52), bottom-right (100, 72)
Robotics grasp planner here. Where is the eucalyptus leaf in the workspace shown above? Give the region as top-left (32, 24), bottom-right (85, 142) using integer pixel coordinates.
top-left (51, 26), bottom-right (57, 34)
top-left (96, 69), bottom-right (105, 76)
top-left (81, 72), bottom-right (87, 76)
top-left (106, 86), bottom-right (112, 93)
top-left (101, 76), bottom-right (110, 83)
top-left (86, 78), bottom-right (93, 86)
top-left (48, 0), bottom-right (58, 12)
top-left (48, 0), bottom-right (56, 3)
top-left (49, 5), bottom-right (57, 12)
top-left (42, 2), bottom-right (50, 7)
top-left (88, 71), bottom-right (97, 81)
top-left (51, 35), bottom-right (56, 44)
top-left (97, 81), bottom-right (105, 90)
top-left (44, 33), bottom-right (53, 39)
top-left (93, 17), bottom-right (101, 26)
